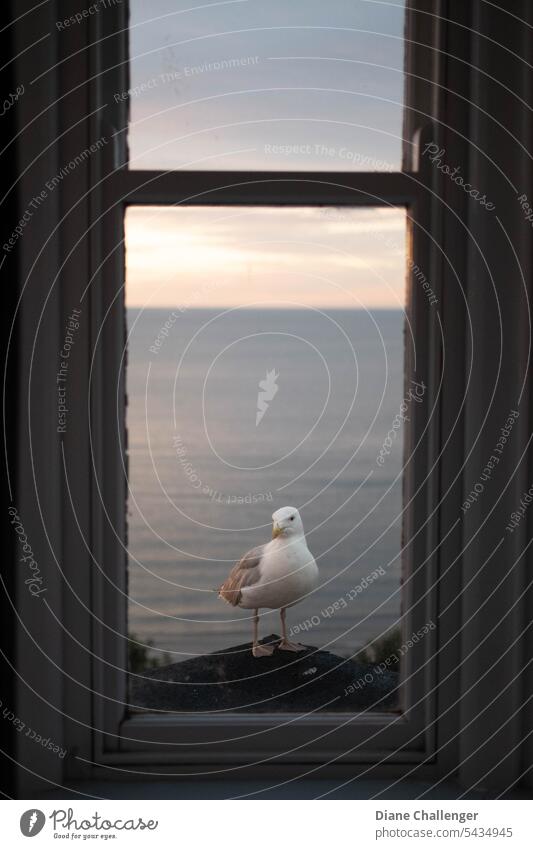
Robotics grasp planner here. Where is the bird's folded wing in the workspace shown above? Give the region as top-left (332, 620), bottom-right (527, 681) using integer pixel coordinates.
top-left (218, 545), bottom-right (265, 606)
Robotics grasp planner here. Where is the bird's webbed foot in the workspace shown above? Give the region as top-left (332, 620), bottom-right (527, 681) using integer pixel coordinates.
top-left (277, 639), bottom-right (307, 652)
top-left (252, 643), bottom-right (275, 658)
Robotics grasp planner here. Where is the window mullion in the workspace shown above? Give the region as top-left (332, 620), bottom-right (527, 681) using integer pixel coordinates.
top-left (107, 169), bottom-right (418, 208)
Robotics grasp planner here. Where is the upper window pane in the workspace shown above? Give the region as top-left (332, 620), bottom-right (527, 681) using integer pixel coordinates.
top-left (127, 0), bottom-right (406, 171)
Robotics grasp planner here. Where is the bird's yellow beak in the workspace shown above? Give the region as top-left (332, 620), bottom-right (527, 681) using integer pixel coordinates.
top-left (272, 523), bottom-right (284, 539)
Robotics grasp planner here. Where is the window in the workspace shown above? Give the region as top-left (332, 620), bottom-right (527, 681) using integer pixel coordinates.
top-left (12, 0), bottom-right (445, 781)
top-left (10, 0), bottom-right (533, 798)
top-left (92, 0), bottom-right (436, 754)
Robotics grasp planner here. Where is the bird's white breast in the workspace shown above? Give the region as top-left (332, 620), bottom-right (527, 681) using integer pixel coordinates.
top-left (240, 536), bottom-right (318, 610)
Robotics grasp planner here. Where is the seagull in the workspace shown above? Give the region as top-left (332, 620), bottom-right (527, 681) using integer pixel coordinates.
top-left (219, 506), bottom-right (319, 657)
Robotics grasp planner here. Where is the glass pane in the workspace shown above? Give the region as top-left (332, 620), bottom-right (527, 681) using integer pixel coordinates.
top-left (126, 205), bottom-right (408, 713)
top-left (128, 0), bottom-right (406, 171)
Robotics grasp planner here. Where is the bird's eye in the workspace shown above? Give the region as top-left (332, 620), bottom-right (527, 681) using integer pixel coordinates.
top-left (290, 516), bottom-right (294, 521)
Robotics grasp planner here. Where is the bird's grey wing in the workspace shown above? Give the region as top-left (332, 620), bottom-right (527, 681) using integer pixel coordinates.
top-left (218, 545), bottom-right (265, 606)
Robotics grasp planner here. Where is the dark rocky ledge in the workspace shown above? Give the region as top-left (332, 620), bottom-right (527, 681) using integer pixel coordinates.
top-left (130, 635), bottom-right (400, 713)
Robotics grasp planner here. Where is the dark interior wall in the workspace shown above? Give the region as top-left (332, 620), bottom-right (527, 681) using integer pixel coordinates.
top-left (1, 0), bottom-right (17, 800)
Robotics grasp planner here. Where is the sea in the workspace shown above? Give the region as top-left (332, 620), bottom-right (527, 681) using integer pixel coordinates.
top-left (126, 308), bottom-right (405, 662)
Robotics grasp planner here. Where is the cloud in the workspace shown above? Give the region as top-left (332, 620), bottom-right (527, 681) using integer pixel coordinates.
top-left (125, 205), bottom-right (406, 308)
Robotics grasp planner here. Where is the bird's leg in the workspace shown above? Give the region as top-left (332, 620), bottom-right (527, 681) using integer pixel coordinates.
top-left (252, 608), bottom-right (274, 658)
top-left (278, 607), bottom-right (307, 652)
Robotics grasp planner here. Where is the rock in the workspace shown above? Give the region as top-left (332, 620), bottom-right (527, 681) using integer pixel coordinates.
top-left (130, 635), bottom-right (399, 713)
